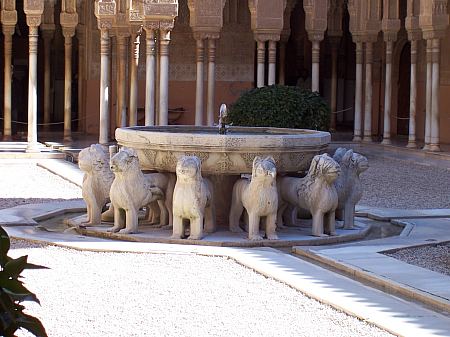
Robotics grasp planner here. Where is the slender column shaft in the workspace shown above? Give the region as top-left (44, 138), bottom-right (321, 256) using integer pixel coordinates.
top-left (430, 38), bottom-right (441, 152)
top-left (159, 30), bottom-right (170, 126)
top-left (279, 41), bottom-right (286, 85)
top-left (407, 40), bottom-right (417, 148)
top-left (3, 30), bottom-right (13, 140)
top-left (99, 29), bottom-right (110, 145)
top-left (195, 38), bottom-right (205, 126)
top-left (423, 39), bottom-right (432, 150)
top-left (268, 40), bottom-right (276, 85)
top-left (145, 29), bottom-right (156, 126)
top-left (207, 39), bottom-right (216, 126)
top-left (353, 42), bottom-right (363, 142)
top-left (77, 29), bottom-right (86, 133)
top-left (363, 41), bottom-right (373, 142)
top-left (117, 35), bottom-right (128, 127)
top-left (63, 34), bottom-right (73, 142)
top-left (382, 41), bottom-right (394, 145)
top-left (42, 34), bottom-right (52, 132)
top-left (330, 44), bottom-right (338, 130)
top-left (311, 40), bottom-right (320, 92)
top-left (256, 41), bottom-right (265, 88)
top-left (129, 33), bottom-right (140, 127)
top-left (26, 26), bottom-right (39, 152)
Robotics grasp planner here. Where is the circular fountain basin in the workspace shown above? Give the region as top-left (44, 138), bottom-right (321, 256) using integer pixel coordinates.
top-left (115, 126), bottom-right (330, 174)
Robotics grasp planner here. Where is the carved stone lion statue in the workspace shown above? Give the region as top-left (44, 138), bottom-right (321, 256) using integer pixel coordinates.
top-left (144, 172), bottom-right (176, 228)
top-left (229, 156), bottom-right (278, 241)
top-left (333, 148), bottom-right (369, 229)
top-left (108, 147), bottom-right (164, 234)
top-left (172, 156), bottom-right (216, 240)
top-left (78, 144), bottom-right (115, 226)
top-left (277, 154), bottom-right (340, 237)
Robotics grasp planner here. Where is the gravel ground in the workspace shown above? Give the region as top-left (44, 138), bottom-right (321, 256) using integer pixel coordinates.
top-left (10, 241), bottom-right (392, 337)
top-left (0, 162), bottom-right (82, 209)
top-left (360, 156), bottom-right (450, 209)
top-left (385, 242), bottom-right (450, 276)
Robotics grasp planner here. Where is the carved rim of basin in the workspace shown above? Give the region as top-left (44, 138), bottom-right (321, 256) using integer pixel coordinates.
top-left (115, 126), bottom-right (331, 175)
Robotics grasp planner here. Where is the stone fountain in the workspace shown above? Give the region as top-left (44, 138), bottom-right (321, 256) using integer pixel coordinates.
top-left (62, 106), bottom-right (372, 246)
top-left (115, 124), bottom-right (330, 226)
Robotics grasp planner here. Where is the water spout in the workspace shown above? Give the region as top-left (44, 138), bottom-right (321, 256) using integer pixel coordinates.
top-left (218, 103), bottom-right (228, 135)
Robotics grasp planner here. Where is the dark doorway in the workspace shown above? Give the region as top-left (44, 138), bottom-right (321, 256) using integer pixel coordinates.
top-left (397, 43), bottom-right (410, 136)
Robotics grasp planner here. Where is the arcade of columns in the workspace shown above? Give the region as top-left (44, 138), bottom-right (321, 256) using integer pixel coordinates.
top-left (1, 0), bottom-right (449, 151)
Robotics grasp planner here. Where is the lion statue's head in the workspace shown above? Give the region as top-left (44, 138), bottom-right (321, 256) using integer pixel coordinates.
top-left (176, 156), bottom-right (202, 183)
top-left (251, 156), bottom-right (277, 180)
top-left (308, 153), bottom-right (341, 184)
top-left (334, 148), bottom-right (369, 175)
top-left (110, 147), bottom-right (140, 174)
top-left (78, 144), bottom-right (110, 173)
top-left (332, 147), bottom-right (348, 163)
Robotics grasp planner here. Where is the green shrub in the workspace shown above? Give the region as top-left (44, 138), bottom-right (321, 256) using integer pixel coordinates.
top-left (228, 85), bottom-right (330, 131)
top-left (0, 226), bottom-right (48, 337)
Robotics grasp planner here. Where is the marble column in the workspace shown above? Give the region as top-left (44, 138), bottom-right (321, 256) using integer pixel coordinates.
top-left (42, 30), bottom-right (53, 133)
top-left (381, 41), bottom-right (394, 145)
top-left (430, 38), bottom-right (441, 152)
top-left (256, 40), bottom-right (265, 88)
top-left (26, 23), bottom-right (40, 152)
top-left (407, 40), bottom-right (418, 148)
top-left (423, 39), bottom-right (432, 150)
top-left (268, 40), bottom-right (276, 85)
top-left (311, 40), bottom-right (320, 92)
top-left (363, 41), bottom-right (373, 142)
top-left (77, 26), bottom-right (86, 133)
top-left (353, 41), bottom-right (363, 142)
top-left (195, 38), bottom-right (205, 126)
top-left (63, 29), bottom-right (75, 142)
top-left (116, 34), bottom-right (128, 128)
top-left (159, 30), bottom-right (170, 126)
top-left (129, 32), bottom-right (140, 127)
top-left (279, 39), bottom-right (287, 85)
top-left (99, 29), bottom-right (110, 145)
top-left (2, 26), bottom-right (14, 140)
top-left (207, 39), bottom-right (217, 126)
top-left (329, 38), bottom-right (339, 131)
top-left (144, 28), bottom-right (156, 126)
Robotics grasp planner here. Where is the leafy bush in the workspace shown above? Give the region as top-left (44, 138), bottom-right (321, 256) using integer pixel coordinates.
top-left (0, 226), bottom-right (47, 337)
top-left (228, 85), bottom-right (330, 131)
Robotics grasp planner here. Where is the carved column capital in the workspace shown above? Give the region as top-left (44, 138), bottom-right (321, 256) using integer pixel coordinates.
top-left (95, 0), bottom-right (116, 30)
top-left (26, 15), bottom-right (42, 28)
top-left (307, 31), bottom-right (325, 42)
top-left (60, 12), bottom-right (78, 31)
top-left (1, 10), bottom-right (17, 26)
top-left (254, 32), bottom-right (281, 43)
top-left (1, 24), bottom-right (15, 36)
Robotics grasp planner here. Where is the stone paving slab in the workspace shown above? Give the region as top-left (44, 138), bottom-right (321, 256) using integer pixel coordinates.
top-left (5, 225), bottom-right (450, 337)
top-left (293, 217), bottom-right (450, 314)
top-left (37, 159), bottom-right (84, 187)
top-left (356, 208), bottom-right (450, 221)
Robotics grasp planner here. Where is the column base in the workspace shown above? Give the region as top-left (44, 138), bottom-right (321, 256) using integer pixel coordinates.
top-left (381, 138), bottom-right (391, 145)
top-left (3, 135), bottom-right (12, 141)
top-left (429, 144), bottom-right (441, 152)
top-left (422, 144), bottom-right (431, 151)
top-left (352, 135), bottom-right (362, 142)
top-left (25, 142), bottom-right (41, 153)
top-left (362, 136), bottom-right (372, 143)
top-left (406, 141), bottom-right (417, 149)
top-left (64, 136), bottom-right (73, 143)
